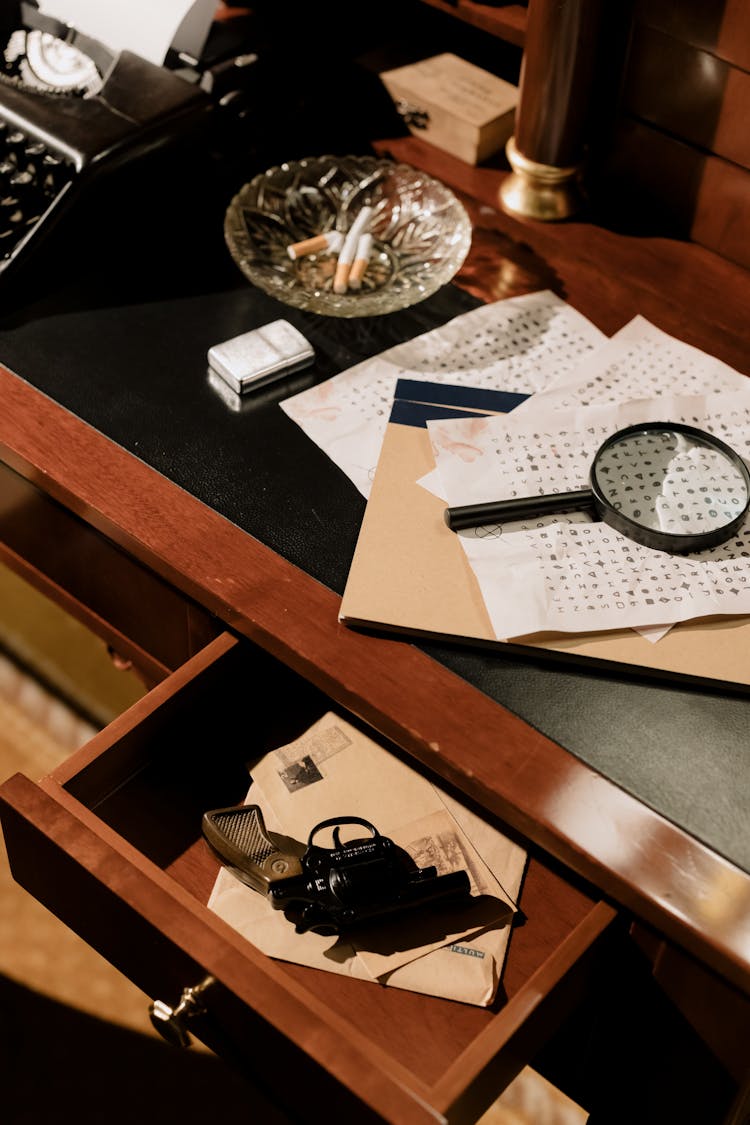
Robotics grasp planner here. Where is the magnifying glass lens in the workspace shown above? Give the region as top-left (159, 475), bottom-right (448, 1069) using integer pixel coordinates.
top-left (593, 429), bottom-right (750, 538)
top-left (445, 422), bottom-right (750, 553)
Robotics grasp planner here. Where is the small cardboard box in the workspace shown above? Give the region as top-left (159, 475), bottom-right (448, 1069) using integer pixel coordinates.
top-left (379, 53), bottom-right (518, 166)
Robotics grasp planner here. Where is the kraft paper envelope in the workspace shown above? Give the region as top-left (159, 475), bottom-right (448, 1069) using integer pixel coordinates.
top-left (208, 712), bottom-right (527, 1007)
top-left (339, 379), bottom-right (750, 690)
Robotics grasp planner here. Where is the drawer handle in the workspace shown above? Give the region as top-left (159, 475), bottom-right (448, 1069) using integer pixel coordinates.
top-left (149, 975), bottom-right (216, 1048)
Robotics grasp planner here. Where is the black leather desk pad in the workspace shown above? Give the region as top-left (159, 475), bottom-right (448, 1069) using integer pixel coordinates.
top-left (1, 279), bottom-right (748, 876)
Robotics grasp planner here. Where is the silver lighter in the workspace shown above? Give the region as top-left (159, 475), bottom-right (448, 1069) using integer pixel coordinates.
top-left (207, 319), bottom-right (315, 395)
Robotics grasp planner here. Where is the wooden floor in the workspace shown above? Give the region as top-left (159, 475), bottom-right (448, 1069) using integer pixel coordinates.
top-left (0, 562), bottom-right (588, 1124)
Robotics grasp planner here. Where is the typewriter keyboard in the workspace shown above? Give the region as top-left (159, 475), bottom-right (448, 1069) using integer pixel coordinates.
top-left (0, 118), bottom-right (72, 270)
top-left (0, 22), bottom-right (212, 287)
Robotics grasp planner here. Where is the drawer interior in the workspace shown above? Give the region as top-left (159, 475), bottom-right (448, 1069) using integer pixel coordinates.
top-left (50, 636), bottom-right (613, 1099)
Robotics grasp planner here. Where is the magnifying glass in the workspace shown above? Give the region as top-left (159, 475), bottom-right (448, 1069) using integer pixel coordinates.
top-left (444, 422), bottom-right (750, 553)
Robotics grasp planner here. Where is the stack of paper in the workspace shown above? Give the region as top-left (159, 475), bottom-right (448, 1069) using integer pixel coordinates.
top-left (283, 289), bottom-right (750, 689)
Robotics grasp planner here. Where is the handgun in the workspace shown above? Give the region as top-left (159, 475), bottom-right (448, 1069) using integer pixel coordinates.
top-left (202, 803), bottom-right (471, 935)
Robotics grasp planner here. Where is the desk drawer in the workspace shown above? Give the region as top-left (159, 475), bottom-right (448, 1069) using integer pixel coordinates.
top-left (0, 633), bottom-right (617, 1125)
top-left (0, 461), bottom-right (220, 680)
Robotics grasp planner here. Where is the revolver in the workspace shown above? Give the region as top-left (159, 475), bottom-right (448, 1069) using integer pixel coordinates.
top-left (202, 803), bottom-right (471, 935)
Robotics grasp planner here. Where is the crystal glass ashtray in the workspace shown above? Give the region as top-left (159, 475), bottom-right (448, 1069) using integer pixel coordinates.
top-left (224, 154), bottom-right (472, 318)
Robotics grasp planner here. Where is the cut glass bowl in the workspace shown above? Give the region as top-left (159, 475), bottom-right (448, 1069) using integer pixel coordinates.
top-left (224, 154), bottom-right (472, 317)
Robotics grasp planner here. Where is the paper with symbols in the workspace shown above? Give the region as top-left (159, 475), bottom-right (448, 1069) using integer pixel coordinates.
top-left (509, 314), bottom-right (750, 416)
top-left (280, 289), bottom-right (606, 498)
top-left (431, 391), bottom-right (750, 636)
top-left (339, 348), bottom-right (750, 688)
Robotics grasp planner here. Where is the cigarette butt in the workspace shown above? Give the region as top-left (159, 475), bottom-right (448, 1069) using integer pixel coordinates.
top-left (287, 230), bottom-right (343, 260)
top-left (332, 206), bottom-right (374, 294)
top-left (333, 259), bottom-right (352, 294)
top-left (347, 233), bottom-right (373, 290)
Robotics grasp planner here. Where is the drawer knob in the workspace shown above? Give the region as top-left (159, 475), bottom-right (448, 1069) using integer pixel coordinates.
top-left (149, 975), bottom-right (215, 1048)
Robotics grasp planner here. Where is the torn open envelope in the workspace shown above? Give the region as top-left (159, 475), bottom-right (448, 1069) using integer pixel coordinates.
top-left (207, 712), bottom-right (527, 1007)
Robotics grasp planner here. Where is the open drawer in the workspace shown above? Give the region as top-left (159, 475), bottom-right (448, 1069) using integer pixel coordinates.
top-left (0, 462), bottom-right (220, 681)
top-left (0, 632), bottom-right (617, 1124)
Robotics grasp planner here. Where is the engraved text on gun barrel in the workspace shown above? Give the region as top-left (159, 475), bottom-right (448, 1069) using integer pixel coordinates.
top-left (202, 804), bottom-right (471, 935)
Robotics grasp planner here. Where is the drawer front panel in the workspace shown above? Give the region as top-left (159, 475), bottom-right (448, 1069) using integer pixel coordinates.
top-left (0, 773), bottom-right (442, 1125)
top-left (623, 24), bottom-right (750, 170)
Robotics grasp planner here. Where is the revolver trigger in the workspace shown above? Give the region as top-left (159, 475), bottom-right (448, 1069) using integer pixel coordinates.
top-left (333, 826), bottom-right (343, 849)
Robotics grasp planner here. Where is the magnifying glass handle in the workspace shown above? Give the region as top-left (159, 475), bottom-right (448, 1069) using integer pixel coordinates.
top-left (445, 488), bottom-right (596, 531)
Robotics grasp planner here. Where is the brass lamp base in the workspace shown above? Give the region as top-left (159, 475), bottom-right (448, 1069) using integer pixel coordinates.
top-left (499, 137), bottom-right (585, 221)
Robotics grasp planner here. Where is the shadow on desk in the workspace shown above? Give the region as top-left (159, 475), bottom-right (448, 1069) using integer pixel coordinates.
top-left (0, 964), bottom-right (739, 1125)
top-left (538, 936), bottom-right (739, 1125)
top-left (0, 974), bottom-right (293, 1125)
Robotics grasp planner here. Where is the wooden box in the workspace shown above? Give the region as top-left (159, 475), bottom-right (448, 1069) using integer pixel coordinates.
top-left (379, 53), bottom-right (518, 166)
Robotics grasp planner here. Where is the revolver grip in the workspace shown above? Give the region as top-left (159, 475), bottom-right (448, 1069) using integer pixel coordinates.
top-left (202, 803), bottom-right (303, 895)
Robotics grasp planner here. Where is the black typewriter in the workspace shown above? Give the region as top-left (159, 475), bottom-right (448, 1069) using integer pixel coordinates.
top-left (0, 1), bottom-right (214, 283)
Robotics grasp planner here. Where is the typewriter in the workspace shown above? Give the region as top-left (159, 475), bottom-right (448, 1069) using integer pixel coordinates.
top-left (0, 1), bottom-right (215, 283)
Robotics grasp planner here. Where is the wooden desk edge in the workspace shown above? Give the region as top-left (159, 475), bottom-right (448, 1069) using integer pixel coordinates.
top-left (0, 363), bottom-right (748, 997)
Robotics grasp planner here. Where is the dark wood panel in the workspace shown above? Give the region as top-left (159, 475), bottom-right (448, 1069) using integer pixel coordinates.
top-left (692, 149), bottom-right (750, 266)
top-left (631, 923), bottom-right (750, 1084)
top-left (586, 10), bottom-right (750, 266)
top-left (597, 118), bottom-right (750, 270)
top-left (622, 24), bottom-right (750, 170)
top-left (633, 0), bottom-right (750, 72)
top-left (417, 0), bottom-right (528, 47)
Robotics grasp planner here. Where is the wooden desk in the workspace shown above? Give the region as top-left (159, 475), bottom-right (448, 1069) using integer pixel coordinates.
top-left (0, 136), bottom-right (748, 1120)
